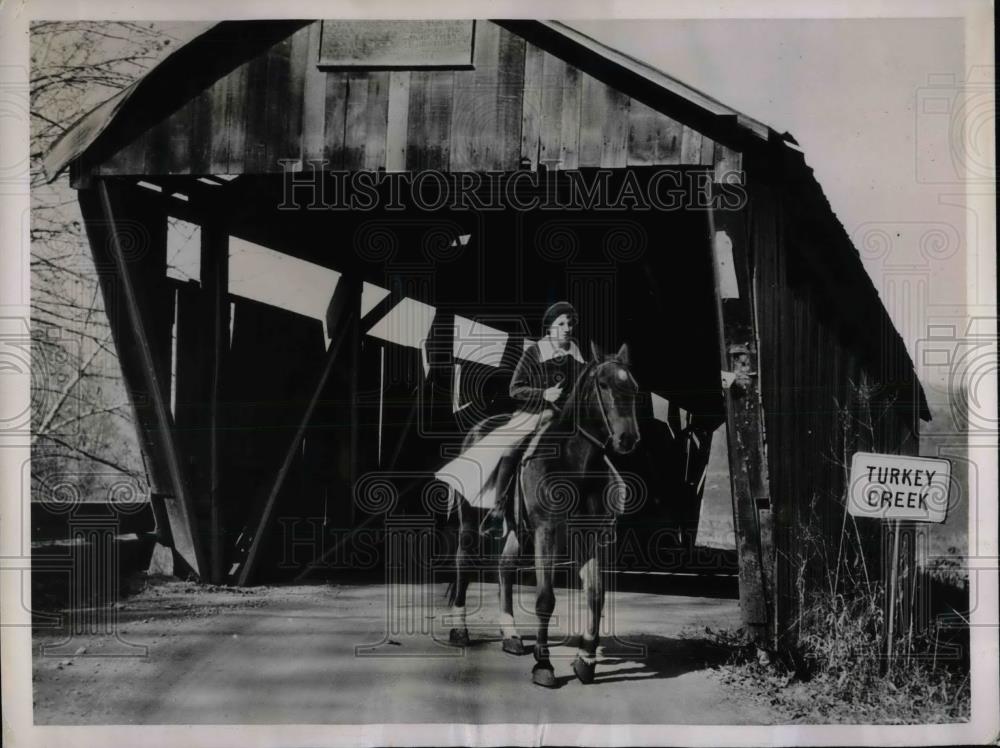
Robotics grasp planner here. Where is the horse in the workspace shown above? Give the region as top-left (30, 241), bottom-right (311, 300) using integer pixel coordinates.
top-left (446, 341), bottom-right (641, 687)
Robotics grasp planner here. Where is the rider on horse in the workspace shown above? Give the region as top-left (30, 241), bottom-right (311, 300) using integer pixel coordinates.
top-left (478, 301), bottom-right (586, 537)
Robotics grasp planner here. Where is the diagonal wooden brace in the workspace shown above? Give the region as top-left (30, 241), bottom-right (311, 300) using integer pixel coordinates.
top-left (235, 276), bottom-right (362, 586)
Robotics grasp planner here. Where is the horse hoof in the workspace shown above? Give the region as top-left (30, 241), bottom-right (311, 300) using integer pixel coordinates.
top-left (448, 628), bottom-right (471, 647)
top-left (572, 656), bottom-right (596, 684)
top-left (502, 636), bottom-right (526, 655)
top-left (531, 663), bottom-right (557, 688)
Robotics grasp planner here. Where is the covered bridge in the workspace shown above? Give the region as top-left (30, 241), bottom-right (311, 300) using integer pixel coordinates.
top-left (43, 19), bottom-right (929, 647)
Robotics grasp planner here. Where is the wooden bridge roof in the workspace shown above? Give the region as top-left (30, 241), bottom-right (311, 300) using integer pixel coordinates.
top-left (43, 19), bottom-right (778, 182)
top-left (42, 19), bottom-right (930, 421)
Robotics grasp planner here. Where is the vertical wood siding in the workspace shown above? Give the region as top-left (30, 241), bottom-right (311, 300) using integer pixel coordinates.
top-left (96, 20), bottom-right (741, 178)
top-left (750, 177), bottom-right (921, 642)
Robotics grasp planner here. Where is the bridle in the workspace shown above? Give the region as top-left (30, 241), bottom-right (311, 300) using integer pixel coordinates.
top-left (576, 361), bottom-right (638, 451)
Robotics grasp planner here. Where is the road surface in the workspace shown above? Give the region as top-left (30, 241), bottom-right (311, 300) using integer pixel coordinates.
top-left (32, 578), bottom-right (775, 725)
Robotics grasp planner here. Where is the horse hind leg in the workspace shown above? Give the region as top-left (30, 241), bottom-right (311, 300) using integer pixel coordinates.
top-left (498, 530), bottom-right (525, 655)
top-left (572, 555), bottom-right (603, 684)
top-left (531, 527), bottom-right (558, 688)
top-left (448, 494), bottom-right (474, 647)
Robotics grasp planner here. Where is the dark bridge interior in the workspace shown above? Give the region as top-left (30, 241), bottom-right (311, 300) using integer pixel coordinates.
top-left (138, 169), bottom-right (731, 581)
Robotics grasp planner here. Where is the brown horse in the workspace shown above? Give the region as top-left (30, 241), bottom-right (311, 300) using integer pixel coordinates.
top-left (447, 342), bottom-right (641, 687)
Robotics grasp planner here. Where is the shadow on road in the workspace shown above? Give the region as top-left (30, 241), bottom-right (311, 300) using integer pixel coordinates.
top-left (483, 632), bottom-right (734, 688)
top-left (561, 634), bottom-right (734, 686)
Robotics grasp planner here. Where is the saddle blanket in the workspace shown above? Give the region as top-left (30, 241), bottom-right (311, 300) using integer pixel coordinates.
top-left (436, 410), bottom-right (544, 511)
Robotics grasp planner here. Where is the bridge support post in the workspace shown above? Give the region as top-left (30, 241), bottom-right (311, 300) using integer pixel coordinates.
top-left (200, 222), bottom-right (229, 584)
top-left (706, 175), bottom-right (776, 649)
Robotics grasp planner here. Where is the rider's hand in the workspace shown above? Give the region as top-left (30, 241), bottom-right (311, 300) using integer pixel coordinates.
top-left (543, 385), bottom-right (563, 403)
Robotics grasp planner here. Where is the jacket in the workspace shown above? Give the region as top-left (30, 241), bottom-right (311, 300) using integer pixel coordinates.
top-left (509, 338), bottom-right (586, 414)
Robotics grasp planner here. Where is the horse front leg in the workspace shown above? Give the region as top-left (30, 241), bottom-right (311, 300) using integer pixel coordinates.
top-left (498, 530), bottom-right (525, 654)
top-left (573, 554), bottom-right (603, 684)
top-left (531, 526), bottom-right (557, 687)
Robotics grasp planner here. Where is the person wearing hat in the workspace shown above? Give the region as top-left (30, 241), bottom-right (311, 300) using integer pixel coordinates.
top-left (479, 301), bottom-right (586, 537)
top-left (435, 301), bottom-right (586, 537)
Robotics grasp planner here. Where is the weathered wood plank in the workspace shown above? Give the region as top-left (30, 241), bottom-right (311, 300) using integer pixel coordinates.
top-left (405, 71), bottom-right (429, 171)
top-left (263, 36), bottom-right (293, 171)
top-left (205, 62), bottom-right (250, 175)
top-left (323, 72), bottom-right (348, 169)
top-left (680, 125), bottom-right (703, 165)
top-left (318, 20), bottom-right (475, 68)
top-left (341, 71), bottom-right (390, 171)
top-left (165, 97), bottom-right (196, 174)
top-left (601, 87), bottom-right (630, 168)
top-left (656, 112), bottom-right (683, 165)
top-left (405, 70), bottom-right (454, 171)
top-left (205, 71), bottom-right (232, 174)
top-left (343, 73), bottom-right (371, 171)
top-left (144, 114), bottom-right (172, 175)
top-left (363, 72), bottom-right (390, 171)
top-left (224, 63), bottom-right (249, 174)
top-left (627, 98), bottom-right (659, 166)
top-left (495, 26), bottom-right (525, 171)
top-left (243, 52), bottom-right (271, 172)
top-left (284, 24), bottom-right (311, 168)
top-left (520, 42), bottom-right (545, 169)
top-left (700, 134), bottom-right (716, 166)
top-left (300, 22), bottom-right (328, 167)
top-left (385, 71), bottom-right (410, 172)
top-left (190, 85), bottom-right (215, 173)
top-left (537, 52), bottom-right (567, 169)
top-left (558, 64), bottom-right (581, 170)
top-left (450, 21), bottom-right (501, 172)
top-left (577, 73), bottom-right (606, 167)
top-left (424, 72), bottom-right (455, 171)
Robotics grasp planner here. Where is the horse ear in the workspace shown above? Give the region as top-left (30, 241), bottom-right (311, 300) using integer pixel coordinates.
top-left (590, 341), bottom-right (603, 361)
top-left (616, 343), bottom-right (630, 365)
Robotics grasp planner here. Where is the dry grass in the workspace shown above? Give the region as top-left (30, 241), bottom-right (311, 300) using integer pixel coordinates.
top-left (711, 498), bottom-right (970, 724)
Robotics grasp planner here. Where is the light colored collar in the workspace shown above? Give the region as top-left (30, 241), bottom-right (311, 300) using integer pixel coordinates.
top-left (536, 337), bottom-right (585, 364)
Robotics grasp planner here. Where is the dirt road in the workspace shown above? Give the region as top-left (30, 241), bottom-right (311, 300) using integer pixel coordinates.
top-left (33, 578), bottom-right (775, 725)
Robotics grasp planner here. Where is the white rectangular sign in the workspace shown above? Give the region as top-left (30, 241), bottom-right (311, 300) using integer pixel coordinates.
top-left (848, 452), bottom-right (951, 523)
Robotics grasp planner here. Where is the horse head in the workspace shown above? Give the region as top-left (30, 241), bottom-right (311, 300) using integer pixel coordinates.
top-left (586, 341), bottom-right (641, 455)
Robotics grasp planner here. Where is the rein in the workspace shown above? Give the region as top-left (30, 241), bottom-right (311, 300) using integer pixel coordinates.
top-left (569, 362), bottom-right (618, 452)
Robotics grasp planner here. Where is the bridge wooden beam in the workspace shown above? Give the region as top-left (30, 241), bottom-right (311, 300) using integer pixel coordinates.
top-left (80, 179), bottom-right (207, 578)
top-left (201, 223), bottom-right (230, 584)
top-left (706, 176), bottom-right (775, 648)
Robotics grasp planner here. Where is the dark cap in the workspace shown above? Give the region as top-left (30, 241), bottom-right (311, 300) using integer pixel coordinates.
top-left (541, 301), bottom-right (578, 335)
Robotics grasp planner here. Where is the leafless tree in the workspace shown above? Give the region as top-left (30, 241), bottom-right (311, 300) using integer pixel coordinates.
top-left (29, 22), bottom-right (176, 500)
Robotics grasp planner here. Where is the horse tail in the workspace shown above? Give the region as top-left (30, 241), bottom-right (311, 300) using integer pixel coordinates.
top-left (444, 484), bottom-right (460, 607)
